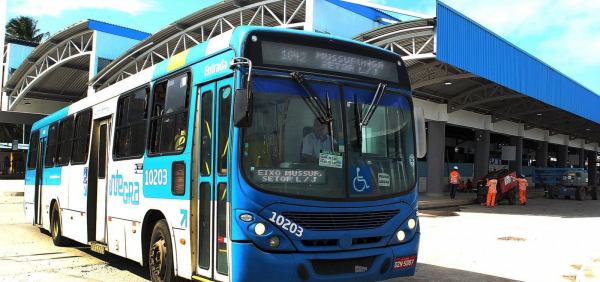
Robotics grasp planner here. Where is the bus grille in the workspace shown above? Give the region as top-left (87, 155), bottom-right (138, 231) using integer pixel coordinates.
top-left (282, 210), bottom-right (399, 231)
top-left (311, 256), bottom-right (376, 275)
top-left (301, 236), bottom-right (382, 247)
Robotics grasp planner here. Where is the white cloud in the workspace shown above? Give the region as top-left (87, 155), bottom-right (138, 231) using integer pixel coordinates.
top-left (9, 0), bottom-right (159, 17)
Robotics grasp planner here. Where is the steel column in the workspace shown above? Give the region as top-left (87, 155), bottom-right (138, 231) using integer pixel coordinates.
top-left (536, 141), bottom-right (548, 168)
top-left (509, 136), bottom-right (523, 174)
top-left (474, 130), bottom-right (490, 180)
top-left (557, 145), bottom-right (568, 168)
top-left (588, 150), bottom-right (597, 186)
top-left (426, 121), bottom-right (446, 197)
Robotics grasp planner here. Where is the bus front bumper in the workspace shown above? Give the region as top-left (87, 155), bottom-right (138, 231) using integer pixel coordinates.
top-left (231, 232), bottom-right (420, 282)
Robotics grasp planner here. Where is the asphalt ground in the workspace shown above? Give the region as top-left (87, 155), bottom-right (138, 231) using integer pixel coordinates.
top-left (2, 187), bottom-right (599, 282)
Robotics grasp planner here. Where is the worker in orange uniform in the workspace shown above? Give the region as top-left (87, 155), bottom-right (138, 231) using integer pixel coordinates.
top-left (511, 174), bottom-right (528, 205)
top-left (449, 166), bottom-right (461, 200)
top-left (458, 181), bottom-right (466, 192)
top-left (486, 175), bottom-right (498, 208)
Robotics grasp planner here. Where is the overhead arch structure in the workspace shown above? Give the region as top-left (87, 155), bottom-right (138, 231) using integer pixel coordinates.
top-left (91, 0), bottom-right (308, 90)
top-left (4, 20), bottom-right (149, 114)
top-left (5, 24), bottom-right (95, 113)
top-left (353, 17), bottom-right (600, 143)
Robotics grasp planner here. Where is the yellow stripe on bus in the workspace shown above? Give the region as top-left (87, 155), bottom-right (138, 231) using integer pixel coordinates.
top-left (167, 49), bottom-right (190, 72)
top-left (192, 275), bottom-right (214, 282)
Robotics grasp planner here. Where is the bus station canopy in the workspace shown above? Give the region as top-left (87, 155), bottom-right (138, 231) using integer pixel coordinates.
top-left (353, 2), bottom-right (600, 143)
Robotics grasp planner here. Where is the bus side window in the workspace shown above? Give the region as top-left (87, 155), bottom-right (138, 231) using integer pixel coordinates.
top-left (56, 116), bottom-right (74, 166)
top-left (218, 85), bottom-right (231, 175)
top-left (114, 88), bottom-right (149, 159)
top-left (200, 90), bottom-right (213, 176)
top-left (27, 131), bottom-right (40, 170)
top-left (149, 72), bottom-right (191, 154)
top-left (44, 122), bottom-right (58, 168)
top-left (71, 109), bottom-right (92, 164)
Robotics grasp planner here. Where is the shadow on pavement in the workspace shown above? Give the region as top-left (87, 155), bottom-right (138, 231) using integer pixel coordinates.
top-left (36, 232), bottom-right (151, 281)
top-left (399, 263), bottom-right (520, 282)
top-left (75, 243), bottom-right (151, 280)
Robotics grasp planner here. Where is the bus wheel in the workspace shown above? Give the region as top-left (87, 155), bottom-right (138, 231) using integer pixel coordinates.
top-left (149, 220), bottom-right (181, 282)
top-left (51, 203), bottom-right (70, 246)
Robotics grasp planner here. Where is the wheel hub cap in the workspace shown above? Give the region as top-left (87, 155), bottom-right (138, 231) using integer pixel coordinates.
top-left (150, 237), bottom-right (167, 279)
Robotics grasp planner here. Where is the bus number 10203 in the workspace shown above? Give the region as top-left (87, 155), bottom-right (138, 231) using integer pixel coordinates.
top-left (269, 212), bottom-right (304, 237)
top-left (145, 169), bottom-right (168, 186)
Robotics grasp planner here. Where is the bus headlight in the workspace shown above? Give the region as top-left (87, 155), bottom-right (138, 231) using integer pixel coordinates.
top-left (408, 218), bottom-right (416, 229)
top-left (254, 223), bottom-right (266, 235)
top-left (396, 230), bottom-right (406, 241)
top-left (269, 236), bottom-right (280, 248)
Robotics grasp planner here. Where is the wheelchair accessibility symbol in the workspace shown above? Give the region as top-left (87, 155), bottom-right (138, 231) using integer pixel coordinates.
top-left (351, 166), bottom-right (372, 194)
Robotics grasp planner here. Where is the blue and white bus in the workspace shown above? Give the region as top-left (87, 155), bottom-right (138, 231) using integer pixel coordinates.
top-left (24, 26), bottom-right (426, 282)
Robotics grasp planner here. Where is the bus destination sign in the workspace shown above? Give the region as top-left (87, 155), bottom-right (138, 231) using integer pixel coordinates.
top-left (262, 41), bottom-right (399, 83)
top-left (253, 168), bottom-right (326, 184)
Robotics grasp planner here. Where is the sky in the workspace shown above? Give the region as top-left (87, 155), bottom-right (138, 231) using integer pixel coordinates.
top-left (4, 0), bottom-right (600, 95)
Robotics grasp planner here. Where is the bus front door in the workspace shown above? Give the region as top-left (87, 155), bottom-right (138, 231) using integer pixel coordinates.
top-left (88, 117), bottom-right (111, 244)
top-left (195, 77), bottom-right (232, 281)
top-left (34, 137), bottom-right (46, 226)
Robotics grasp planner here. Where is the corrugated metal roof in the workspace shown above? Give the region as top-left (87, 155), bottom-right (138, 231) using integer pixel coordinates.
top-left (91, 0), bottom-right (306, 89)
top-left (353, 11), bottom-right (600, 141)
top-left (4, 20), bottom-right (90, 91)
top-left (4, 37), bottom-right (39, 48)
top-left (436, 1), bottom-right (600, 125)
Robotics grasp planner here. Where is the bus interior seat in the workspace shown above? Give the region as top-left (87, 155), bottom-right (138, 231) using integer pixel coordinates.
top-left (299, 126), bottom-right (313, 162)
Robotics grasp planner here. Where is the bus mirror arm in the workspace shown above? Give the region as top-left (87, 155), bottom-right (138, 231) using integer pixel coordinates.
top-left (230, 57), bottom-right (254, 128)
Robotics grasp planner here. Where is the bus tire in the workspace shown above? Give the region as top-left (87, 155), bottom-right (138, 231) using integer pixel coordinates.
top-left (575, 187), bottom-right (586, 201)
top-left (149, 219), bottom-right (183, 282)
top-left (51, 203), bottom-right (70, 246)
top-left (591, 187), bottom-right (598, 200)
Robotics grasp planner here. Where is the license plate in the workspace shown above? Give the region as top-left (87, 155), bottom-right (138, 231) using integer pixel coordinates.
top-left (394, 255), bottom-right (416, 269)
top-left (90, 244), bottom-right (105, 254)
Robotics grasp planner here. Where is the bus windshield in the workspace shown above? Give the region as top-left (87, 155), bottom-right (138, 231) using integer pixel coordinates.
top-left (241, 76), bottom-right (416, 200)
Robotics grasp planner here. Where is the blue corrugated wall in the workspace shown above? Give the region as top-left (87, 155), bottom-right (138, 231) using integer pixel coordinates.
top-left (436, 1), bottom-right (600, 124)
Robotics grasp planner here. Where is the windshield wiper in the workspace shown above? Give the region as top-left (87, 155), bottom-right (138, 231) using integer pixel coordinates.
top-left (290, 72), bottom-right (336, 152)
top-left (361, 83), bottom-right (387, 126)
top-left (355, 83), bottom-right (387, 152)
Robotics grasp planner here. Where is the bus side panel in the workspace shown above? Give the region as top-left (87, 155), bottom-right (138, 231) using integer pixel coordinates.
top-left (24, 174), bottom-right (35, 224)
top-left (67, 164), bottom-right (90, 244)
top-left (139, 87), bottom-right (199, 278)
top-left (107, 156), bottom-right (145, 262)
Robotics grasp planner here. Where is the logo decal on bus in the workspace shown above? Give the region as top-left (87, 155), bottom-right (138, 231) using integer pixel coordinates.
top-left (109, 170), bottom-right (140, 205)
top-left (204, 59), bottom-right (228, 76)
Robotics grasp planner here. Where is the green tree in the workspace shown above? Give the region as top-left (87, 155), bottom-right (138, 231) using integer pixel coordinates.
top-left (5, 16), bottom-right (50, 43)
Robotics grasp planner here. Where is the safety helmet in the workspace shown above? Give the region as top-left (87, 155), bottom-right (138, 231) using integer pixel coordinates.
top-left (453, 166), bottom-right (458, 170)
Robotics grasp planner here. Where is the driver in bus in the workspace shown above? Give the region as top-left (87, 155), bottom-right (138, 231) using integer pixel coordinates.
top-left (302, 118), bottom-right (332, 163)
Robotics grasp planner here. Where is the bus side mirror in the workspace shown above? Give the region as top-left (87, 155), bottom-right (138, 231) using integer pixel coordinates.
top-left (414, 106), bottom-right (427, 158)
top-left (233, 88), bottom-right (253, 128)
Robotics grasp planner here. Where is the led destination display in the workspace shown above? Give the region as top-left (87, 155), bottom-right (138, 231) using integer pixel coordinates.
top-left (262, 41), bottom-right (399, 83)
top-left (253, 168), bottom-right (326, 184)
